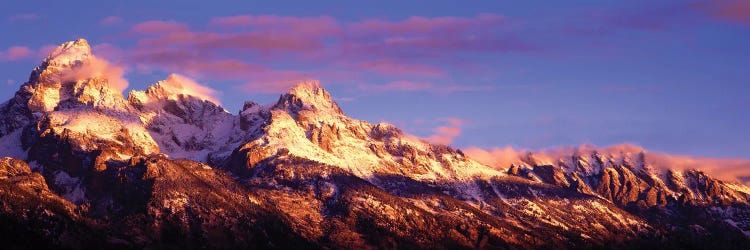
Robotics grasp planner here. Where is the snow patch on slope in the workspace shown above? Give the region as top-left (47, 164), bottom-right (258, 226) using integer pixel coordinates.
top-left (0, 129), bottom-right (27, 159)
top-left (47, 39), bottom-right (91, 66)
top-left (53, 170), bottom-right (87, 205)
top-left (250, 83), bottom-right (504, 182)
top-left (46, 110), bottom-right (158, 154)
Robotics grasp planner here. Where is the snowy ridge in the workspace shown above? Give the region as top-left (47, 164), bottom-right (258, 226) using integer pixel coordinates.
top-left (235, 81), bottom-right (504, 183)
top-left (128, 86), bottom-right (246, 162)
top-left (46, 39), bottom-right (92, 66)
top-left (0, 39), bottom-right (749, 248)
top-left (41, 109), bottom-right (159, 155)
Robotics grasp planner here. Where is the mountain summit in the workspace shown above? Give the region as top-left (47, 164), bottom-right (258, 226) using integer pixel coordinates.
top-left (274, 79), bottom-right (344, 116)
top-left (47, 38), bottom-right (92, 66)
top-left (0, 39), bottom-right (749, 249)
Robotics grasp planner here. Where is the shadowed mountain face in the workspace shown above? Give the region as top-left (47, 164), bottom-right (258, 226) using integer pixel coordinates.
top-left (0, 39), bottom-right (749, 249)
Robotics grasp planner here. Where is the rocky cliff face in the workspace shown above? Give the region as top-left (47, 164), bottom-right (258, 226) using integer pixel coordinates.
top-left (0, 39), bottom-right (749, 249)
top-left (128, 74), bottom-right (246, 163)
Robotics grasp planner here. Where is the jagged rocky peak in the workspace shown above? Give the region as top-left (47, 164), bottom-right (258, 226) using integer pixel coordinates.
top-left (370, 122), bottom-right (403, 140)
top-left (273, 80), bottom-right (343, 115)
top-left (129, 74), bottom-right (220, 110)
top-left (0, 157), bottom-right (31, 177)
top-left (45, 38), bottom-right (92, 67)
top-left (0, 39), bottom-right (126, 137)
top-left (127, 75), bottom-right (240, 163)
top-left (241, 101), bottom-right (261, 112)
top-left (128, 74), bottom-right (231, 135)
top-left (22, 38), bottom-right (127, 112)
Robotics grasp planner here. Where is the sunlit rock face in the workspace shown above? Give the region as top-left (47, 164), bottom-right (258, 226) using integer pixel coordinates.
top-left (0, 39), bottom-right (748, 249)
top-left (128, 74), bottom-right (245, 163)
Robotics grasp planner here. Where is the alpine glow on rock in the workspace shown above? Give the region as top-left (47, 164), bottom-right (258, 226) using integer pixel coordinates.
top-left (0, 38), bottom-right (748, 249)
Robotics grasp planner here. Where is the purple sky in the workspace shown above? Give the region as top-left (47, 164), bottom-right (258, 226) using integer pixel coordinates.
top-left (1, 0), bottom-right (749, 159)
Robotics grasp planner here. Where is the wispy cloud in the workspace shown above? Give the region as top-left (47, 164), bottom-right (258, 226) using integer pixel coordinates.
top-left (59, 55), bottom-right (129, 92)
top-left (159, 74), bottom-right (221, 104)
top-left (463, 146), bottom-right (525, 170)
top-left (425, 118), bottom-right (466, 145)
top-left (0, 46), bottom-right (33, 61)
top-left (100, 16), bottom-right (123, 26)
top-left (103, 14), bottom-right (530, 93)
top-left (700, 0), bottom-right (750, 26)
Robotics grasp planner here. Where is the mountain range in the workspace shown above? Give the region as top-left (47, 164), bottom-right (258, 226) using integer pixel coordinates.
top-left (1, 39), bottom-right (749, 249)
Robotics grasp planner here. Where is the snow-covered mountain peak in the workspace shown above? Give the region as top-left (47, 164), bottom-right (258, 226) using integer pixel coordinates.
top-left (0, 39), bottom-right (130, 114)
top-left (288, 79), bottom-right (323, 93)
top-left (129, 74), bottom-right (221, 107)
top-left (273, 80), bottom-right (343, 116)
top-left (229, 80), bottom-right (504, 183)
top-left (2, 39), bottom-right (750, 248)
top-left (129, 74), bottom-right (221, 111)
top-left (127, 75), bottom-right (244, 163)
top-left (45, 38), bottom-right (91, 67)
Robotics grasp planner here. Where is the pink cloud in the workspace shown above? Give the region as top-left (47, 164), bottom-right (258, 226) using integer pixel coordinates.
top-left (125, 42), bottom-right (334, 94)
top-left (100, 16), bottom-right (123, 26)
top-left (130, 15), bottom-right (340, 55)
top-left (102, 14), bottom-right (529, 94)
top-left (130, 20), bottom-right (189, 34)
top-left (159, 74), bottom-right (221, 104)
top-left (194, 32), bottom-right (325, 52)
top-left (60, 55), bottom-right (129, 92)
top-left (92, 43), bottom-right (125, 61)
top-left (345, 13), bottom-right (532, 53)
top-left (130, 48), bottom-right (268, 79)
top-left (645, 152), bottom-right (750, 185)
top-left (426, 126), bottom-right (462, 145)
top-left (705, 0), bottom-right (750, 25)
top-left (0, 46), bottom-right (33, 61)
top-left (127, 43), bottom-right (329, 93)
top-left (425, 118), bottom-right (466, 145)
top-left (463, 146), bottom-right (525, 170)
top-left (178, 60), bottom-right (267, 78)
top-left (444, 118), bottom-right (465, 126)
top-left (133, 30), bottom-right (325, 53)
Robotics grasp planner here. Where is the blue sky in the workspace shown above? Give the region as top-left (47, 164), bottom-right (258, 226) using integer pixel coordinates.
top-left (1, 0), bottom-right (748, 158)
